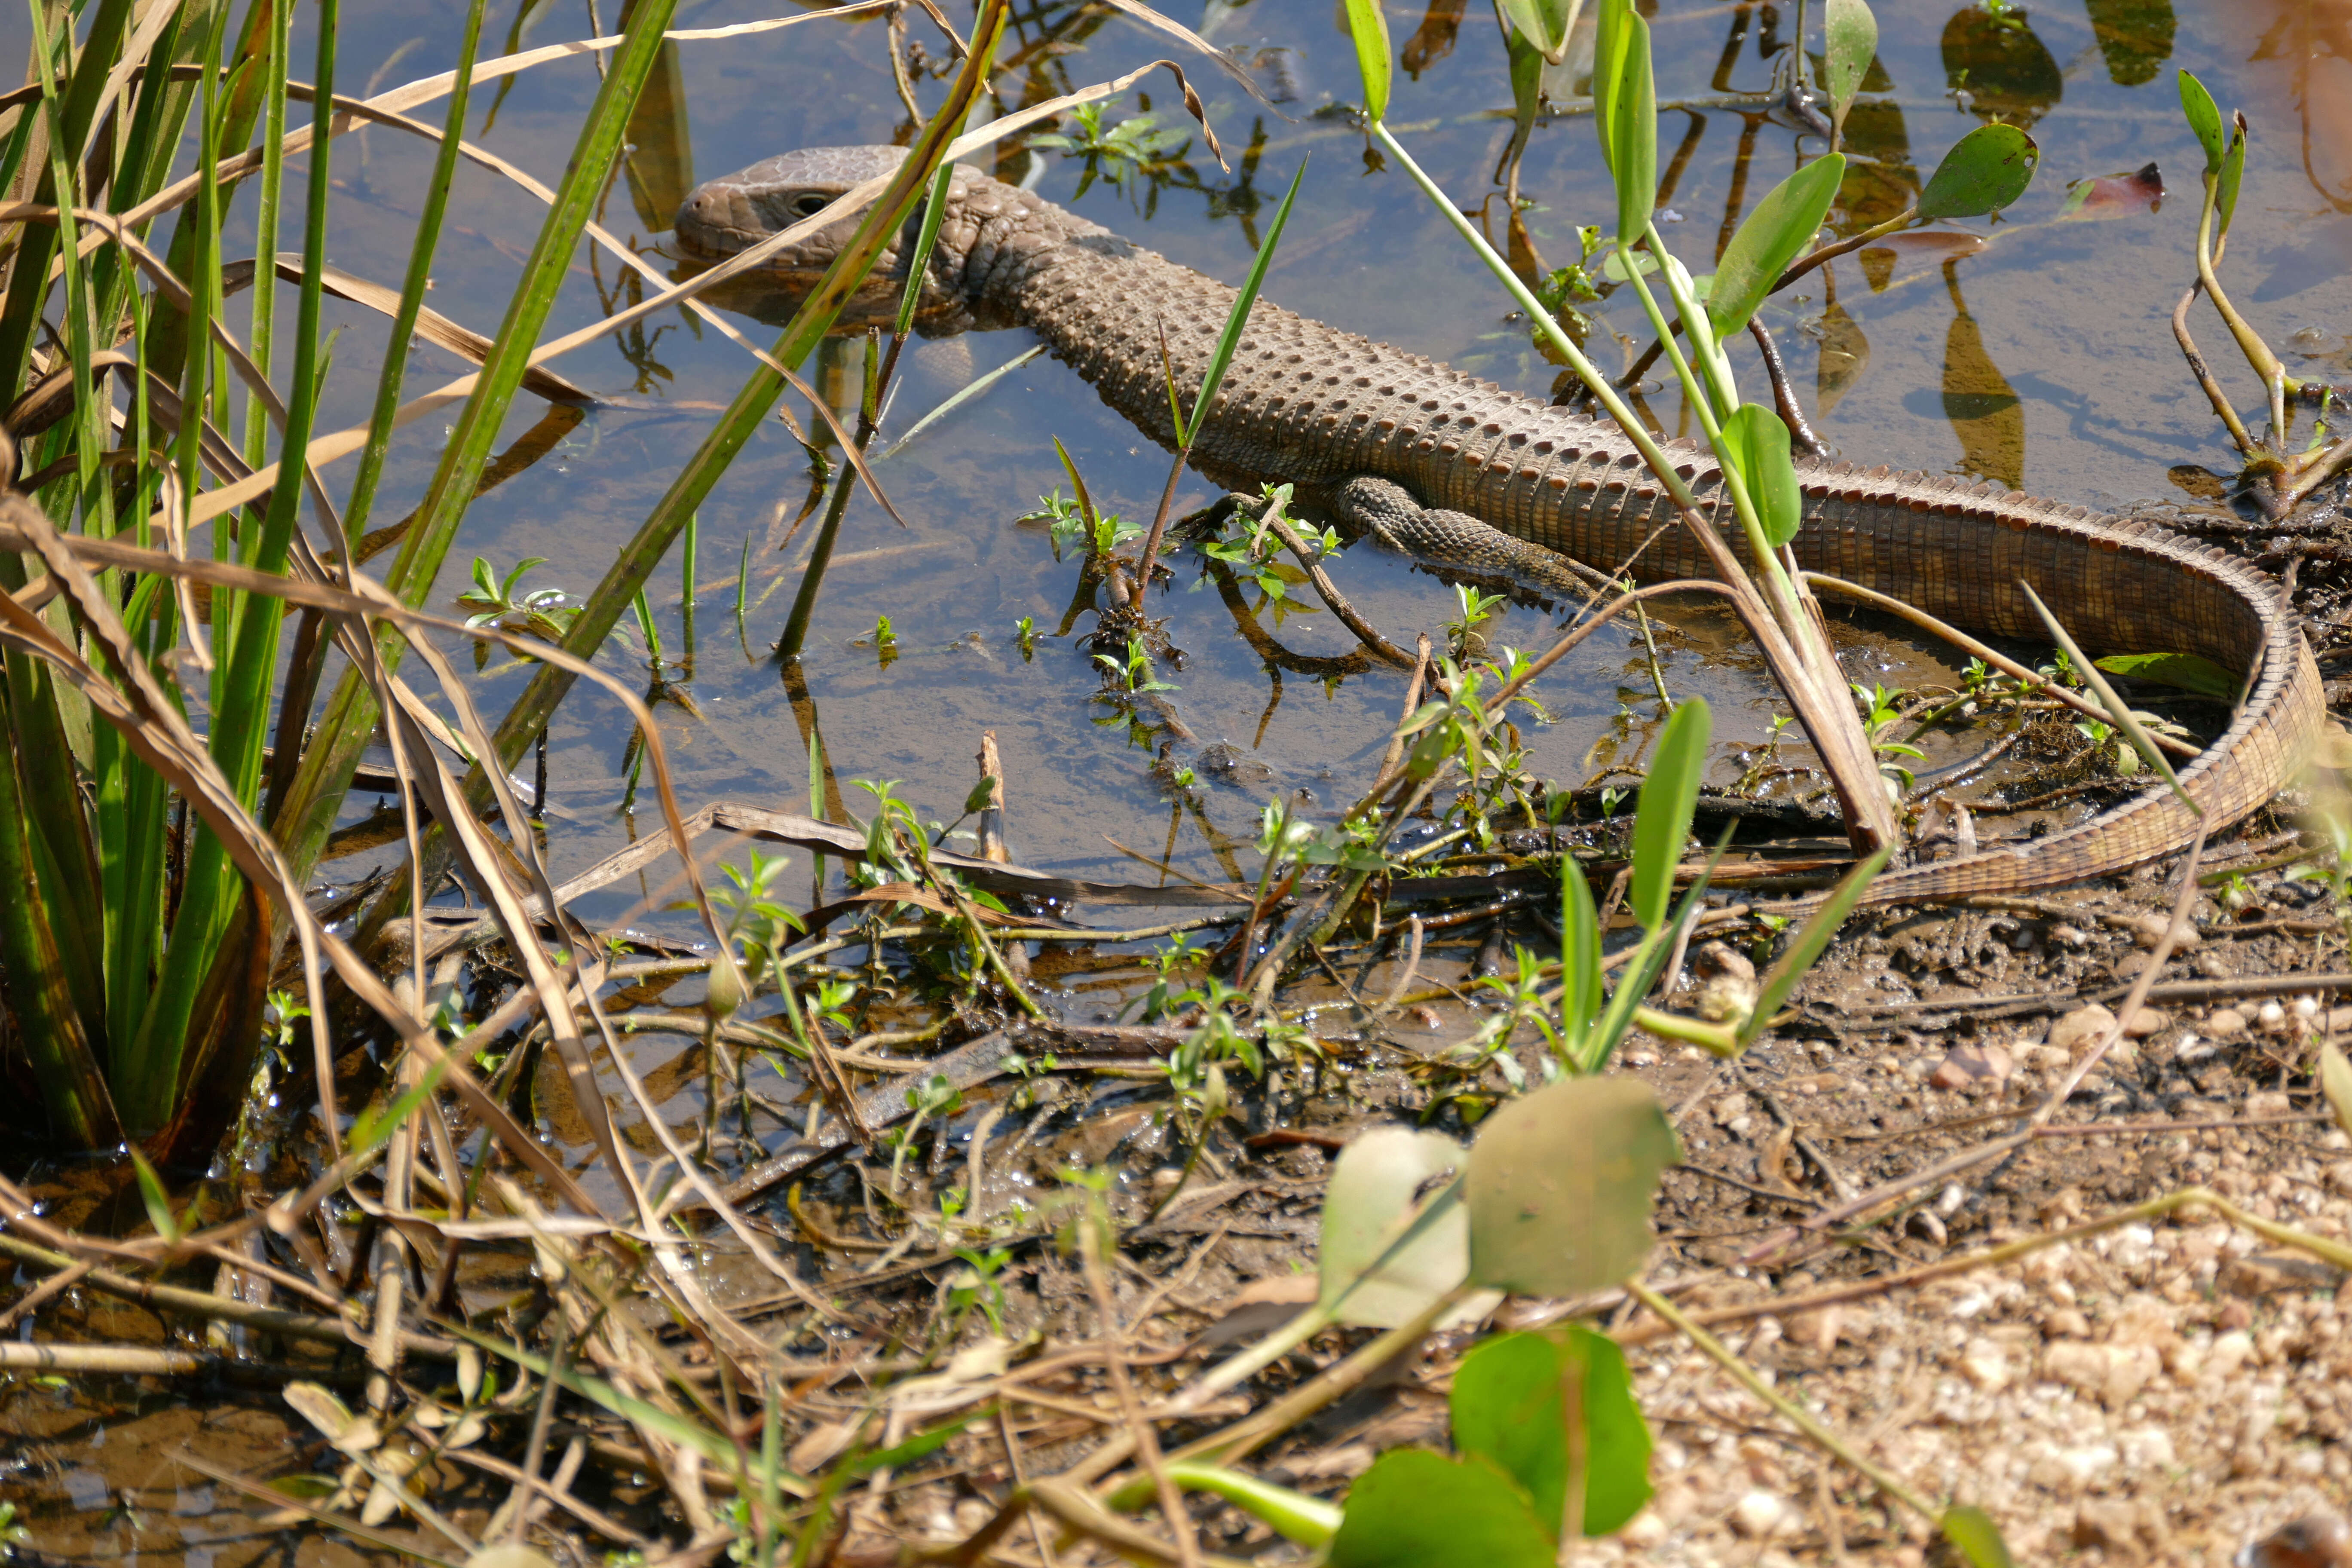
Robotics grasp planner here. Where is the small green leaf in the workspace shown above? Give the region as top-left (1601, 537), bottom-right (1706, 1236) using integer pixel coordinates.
top-left (349, 1054), bottom-right (456, 1159)
top-left (2178, 69), bottom-right (2224, 176)
top-left (1561, 856), bottom-right (1601, 1060)
top-left (1742, 848), bottom-right (1886, 1046)
top-left (1185, 159), bottom-right (1307, 448)
top-left (126, 1146), bottom-right (180, 1244)
top-left (1341, 0), bottom-right (1392, 123)
top-left (2092, 651), bottom-right (2237, 699)
top-left (1824, 0), bottom-right (1877, 131)
top-left (1495, 0), bottom-right (1576, 64)
top-left (1467, 1075), bottom-right (1679, 1295)
top-left (1630, 697), bottom-right (1710, 932)
top-left (1452, 1328), bottom-right (1652, 1539)
top-left (1318, 1127), bottom-right (1470, 1326)
top-left (1940, 1505), bottom-right (2015, 1568)
top-left (1706, 155), bottom-right (1844, 338)
top-left (2217, 113), bottom-right (2247, 241)
top-left (1326, 1450), bottom-right (1557, 1568)
top-left (1721, 404), bottom-right (1802, 549)
top-left (1594, 2), bottom-right (1657, 243)
top-left (2321, 1042), bottom-right (2352, 1141)
top-left (1915, 124), bottom-right (2039, 220)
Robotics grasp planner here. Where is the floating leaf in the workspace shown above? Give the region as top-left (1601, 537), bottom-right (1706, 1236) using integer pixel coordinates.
top-left (1467, 1075), bottom-right (1679, 1295)
top-left (1452, 1328), bottom-right (1652, 1538)
top-left (1940, 1505), bottom-right (2015, 1568)
top-left (1629, 697), bottom-right (1709, 932)
top-left (2057, 162), bottom-right (2165, 222)
top-left (1318, 1127), bottom-right (1471, 1327)
top-left (1825, 0), bottom-right (1877, 134)
top-left (2322, 1042), bottom-right (2352, 1141)
top-left (1721, 404), bottom-right (1802, 549)
top-left (1916, 124), bottom-right (2039, 220)
top-left (1341, 0), bottom-right (1393, 123)
top-left (2092, 650), bottom-right (2234, 698)
top-left (2178, 69), bottom-right (2224, 176)
top-left (1708, 155), bottom-right (1844, 338)
top-left (1326, 1449), bottom-right (1557, 1568)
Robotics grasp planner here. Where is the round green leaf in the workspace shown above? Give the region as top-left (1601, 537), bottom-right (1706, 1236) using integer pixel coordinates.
top-left (1318, 1127), bottom-right (1471, 1327)
top-left (1915, 124), bottom-right (2039, 220)
top-left (1707, 155), bottom-right (1844, 338)
top-left (1326, 1450), bottom-right (1558, 1568)
top-left (1452, 1328), bottom-right (1653, 1539)
top-left (1629, 697), bottom-right (1710, 932)
top-left (1467, 1075), bottom-right (1679, 1296)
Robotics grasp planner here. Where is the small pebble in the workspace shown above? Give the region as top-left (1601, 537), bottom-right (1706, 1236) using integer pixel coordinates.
top-left (1730, 1490), bottom-right (1793, 1539)
top-left (2122, 1006), bottom-right (2169, 1039)
top-left (2238, 1514), bottom-right (2352, 1568)
top-left (1929, 1042), bottom-right (2013, 1090)
top-left (2126, 911), bottom-right (2198, 948)
top-left (2049, 922), bottom-right (2090, 949)
top-left (2050, 1004), bottom-right (2117, 1057)
top-left (2208, 1007), bottom-right (2248, 1038)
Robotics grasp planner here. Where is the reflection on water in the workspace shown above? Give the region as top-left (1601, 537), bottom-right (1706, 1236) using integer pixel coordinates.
top-left (1938, 260), bottom-right (2024, 491)
top-left (2085, 0), bottom-right (2176, 86)
top-left (2, 0), bottom-right (2311, 903)
top-left (1942, 3), bottom-right (2063, 127)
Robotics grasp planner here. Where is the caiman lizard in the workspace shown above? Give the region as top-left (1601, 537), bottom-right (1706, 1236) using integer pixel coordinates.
top-left (677, 146), bottom-right (2323, 908)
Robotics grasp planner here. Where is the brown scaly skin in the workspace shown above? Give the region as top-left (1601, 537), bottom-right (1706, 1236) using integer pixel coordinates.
top-left (679, 147), bottom-right (2324, 907)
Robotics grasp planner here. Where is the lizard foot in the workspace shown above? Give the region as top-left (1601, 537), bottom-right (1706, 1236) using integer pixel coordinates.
top-left (1332, 475), bottom-right (1617, 602)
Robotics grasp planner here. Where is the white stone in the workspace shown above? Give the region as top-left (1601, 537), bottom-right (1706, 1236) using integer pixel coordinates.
top-left (1730, 1490), bottom-right (1793, 1540)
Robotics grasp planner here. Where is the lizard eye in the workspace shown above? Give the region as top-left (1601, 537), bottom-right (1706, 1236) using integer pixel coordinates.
top-left (790, 193), bottom-right (830, 219)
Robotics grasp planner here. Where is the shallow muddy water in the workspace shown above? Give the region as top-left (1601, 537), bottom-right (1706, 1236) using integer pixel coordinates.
top-left (6, 0), bottom-right (2338, 914)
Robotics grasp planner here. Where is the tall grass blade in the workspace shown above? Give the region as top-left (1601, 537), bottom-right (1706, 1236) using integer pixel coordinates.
top-left (1628, 697), bottom-right (1708, 933)
top-left (1740, 848), bottom-right (1885, 1046)
top-left (2019, 582), bottom-right (2199, 813)
top-left (270, 0), bottom-right (686, 888)
top-left (1182, 157), bottom-right (1306, 449)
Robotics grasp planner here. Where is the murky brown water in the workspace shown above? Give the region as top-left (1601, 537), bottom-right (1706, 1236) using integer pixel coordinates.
top-left (4, 0), bottom-right (2352, 1558)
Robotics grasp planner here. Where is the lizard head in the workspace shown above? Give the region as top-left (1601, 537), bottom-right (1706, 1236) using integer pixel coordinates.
top-left (674, 145), bottom-right (974, 329)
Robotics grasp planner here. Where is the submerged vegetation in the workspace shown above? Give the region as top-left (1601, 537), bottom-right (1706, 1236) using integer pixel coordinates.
top-left (1, 0), bottom-right (2352, 1562)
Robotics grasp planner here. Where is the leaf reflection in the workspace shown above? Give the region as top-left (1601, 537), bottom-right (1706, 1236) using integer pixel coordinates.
top-left (1941, 4), bottom-right (2062, 129)
top-left (1939, 259), bottom-right (2022, 491)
